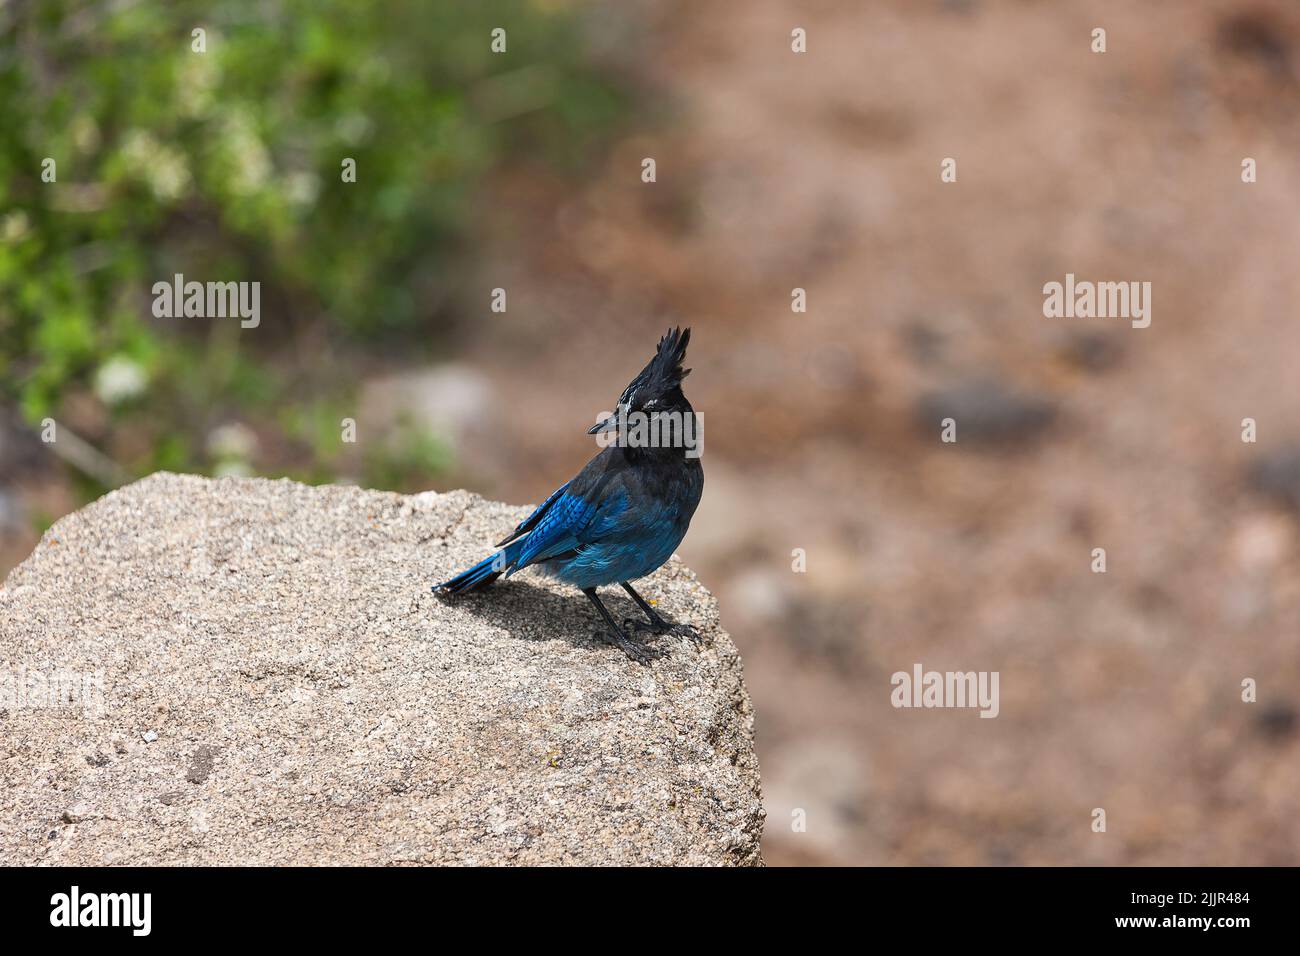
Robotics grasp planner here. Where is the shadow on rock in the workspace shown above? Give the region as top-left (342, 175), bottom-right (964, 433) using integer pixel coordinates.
top-left (430, 577), bottom-right (675, 657)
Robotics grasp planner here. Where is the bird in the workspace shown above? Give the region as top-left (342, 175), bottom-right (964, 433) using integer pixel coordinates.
top-left (434, 327), bottom-right (704, 664)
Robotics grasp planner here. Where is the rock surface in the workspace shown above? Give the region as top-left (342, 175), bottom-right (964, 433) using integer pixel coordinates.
top-left (0, 473), bottom-right (763, 865)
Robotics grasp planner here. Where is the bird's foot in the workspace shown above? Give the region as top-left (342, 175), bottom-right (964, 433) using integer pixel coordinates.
top-left (596, 629), bottom-right (663, 665)
top-left (624, 616), bottom-right (703, 646)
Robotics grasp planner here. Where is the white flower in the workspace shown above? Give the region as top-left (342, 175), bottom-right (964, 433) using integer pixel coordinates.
top-left (1, 211), bottom-right (30, 243)
top-left (94, 356), bottom-right (148, 405)
top-left (207, 422), bottom-right (258, 461)
top-left (220, 111), bottom-right (271, 195)
top-left (285, 170), bottom-right (321, 207)
top-left (119, 130), bottom-right (191, 201)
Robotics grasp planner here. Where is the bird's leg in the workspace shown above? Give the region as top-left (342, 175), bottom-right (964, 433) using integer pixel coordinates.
top-left (582, 587), bottom-right (662, 665)
top-left (620, 580), bottom-right (670, 628)
top-left (620, 582), bottom-right (701, 645)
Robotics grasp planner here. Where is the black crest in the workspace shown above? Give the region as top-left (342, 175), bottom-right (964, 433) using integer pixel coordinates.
top-left (619, 327), bottom-right (692, 408)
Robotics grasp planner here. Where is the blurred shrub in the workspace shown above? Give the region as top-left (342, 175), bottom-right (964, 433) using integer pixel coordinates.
top-left (0, 0), bottom-right (625, 489)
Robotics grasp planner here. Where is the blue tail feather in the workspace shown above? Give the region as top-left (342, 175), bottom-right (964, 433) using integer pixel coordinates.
top-left (435, 540), bottom-right (523, 595)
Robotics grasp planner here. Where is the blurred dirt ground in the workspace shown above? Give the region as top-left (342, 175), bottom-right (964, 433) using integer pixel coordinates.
top-left (447, 0), bottom-right (1300, 865)
top-left (6, 0), bottom-right (1300, 865)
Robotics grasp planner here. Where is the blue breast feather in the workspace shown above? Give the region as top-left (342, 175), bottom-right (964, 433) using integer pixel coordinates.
top-left (531, 492), bottom-right (689, 590)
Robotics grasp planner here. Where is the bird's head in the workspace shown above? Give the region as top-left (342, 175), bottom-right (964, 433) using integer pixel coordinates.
top-left (588, 327), bottom-right (693, 436)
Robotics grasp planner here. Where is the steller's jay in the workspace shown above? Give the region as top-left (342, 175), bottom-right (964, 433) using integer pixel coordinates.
top-left (435, 327), bottom-right (704, 663)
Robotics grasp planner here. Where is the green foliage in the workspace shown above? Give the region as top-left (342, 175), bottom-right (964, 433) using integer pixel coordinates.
top-left (0, 0), bottom-right (625, 486)
top-left (361, 415), bottom-right (456, 493)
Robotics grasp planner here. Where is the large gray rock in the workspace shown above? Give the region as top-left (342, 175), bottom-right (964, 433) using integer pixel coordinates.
top-left (0, 473), bottom-right (763, 865)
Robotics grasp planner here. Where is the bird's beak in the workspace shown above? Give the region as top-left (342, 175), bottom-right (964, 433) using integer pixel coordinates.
top-left (587, 416), bottom-right (617, 435)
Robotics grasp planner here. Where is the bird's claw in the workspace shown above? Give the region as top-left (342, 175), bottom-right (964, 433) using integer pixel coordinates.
top-left (596, 629), bottom-right (663, 665)
top-left (671, 622), bottom-right (703, 645)
top-left (624, 616), bottom-right (703, 646)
